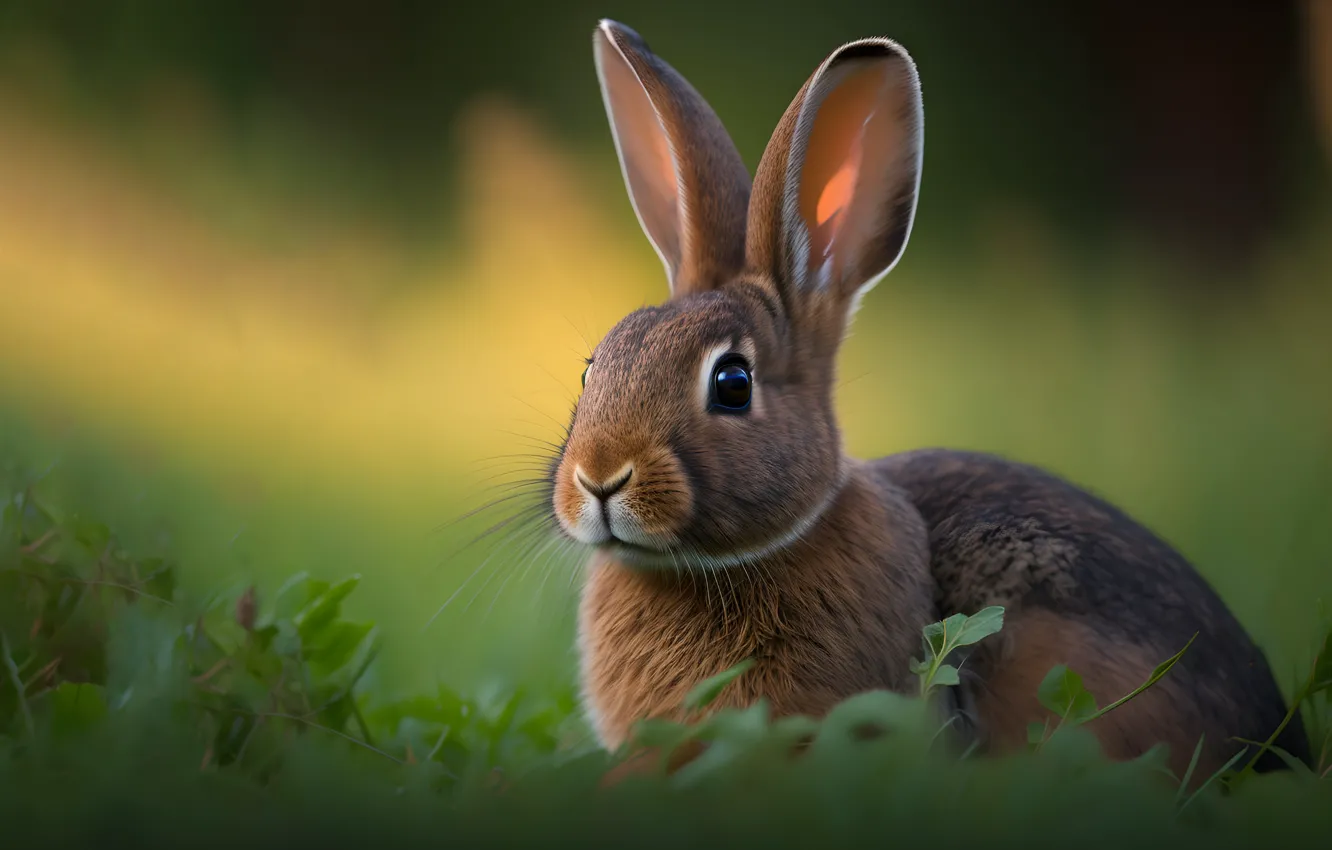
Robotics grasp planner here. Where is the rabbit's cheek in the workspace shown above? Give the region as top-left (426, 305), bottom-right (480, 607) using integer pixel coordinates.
top-left (616, 447), bottom-right (693, 540)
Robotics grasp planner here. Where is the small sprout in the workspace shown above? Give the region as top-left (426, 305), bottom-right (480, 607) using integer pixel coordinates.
top-left (684, 659), bottom-right (755, 712)
top-left (911, 606), bottom-right (1006, 698)
top-left (1037, 665), bottom-right (1099, 726)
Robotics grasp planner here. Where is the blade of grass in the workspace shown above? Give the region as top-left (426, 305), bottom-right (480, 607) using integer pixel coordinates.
top-left (1230, 738), bottom-right (1314, 776)
top-left (1, 631), bottom-right (35, 739)
top-left (1177, 746), bottom-right (1249, 816)
top-left (1233, 661), bottom-right (1315, 782)
top-left (1174, 736), bottom-right (1206, 805)
top-left (1088, 633), bottom-right (1197, 721)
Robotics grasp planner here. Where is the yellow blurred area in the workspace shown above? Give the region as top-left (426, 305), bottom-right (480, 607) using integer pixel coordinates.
top-left (1, 75), bottom-right (1330, 523)
top-left (0, 88), bottom-right (670, 507)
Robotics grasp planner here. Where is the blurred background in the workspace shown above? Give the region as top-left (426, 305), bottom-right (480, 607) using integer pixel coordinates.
top-left (0, 0), bottom-right (1329, 700)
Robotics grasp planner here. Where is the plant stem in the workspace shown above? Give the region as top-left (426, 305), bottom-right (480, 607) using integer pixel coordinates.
top-left (1234, 663), bottom-right (1313, 781)
top-left (1, 631), bottom-right (35, 740)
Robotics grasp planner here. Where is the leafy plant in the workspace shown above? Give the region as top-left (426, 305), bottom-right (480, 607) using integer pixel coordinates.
top-left (1027, 633), bottom-right (1197, 752)
top-left (0, 469), bottom-right (580, 790)
top-left (1228, 619), bottom-right (1332, 787)
top-left (910, 605), bottom-right (1006, 697)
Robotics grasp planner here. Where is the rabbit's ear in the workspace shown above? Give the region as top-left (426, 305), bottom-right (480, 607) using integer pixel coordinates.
top-left (747, 39), bottom-right (922, 318)
top-left (593, 20), bottom-right (751, 298)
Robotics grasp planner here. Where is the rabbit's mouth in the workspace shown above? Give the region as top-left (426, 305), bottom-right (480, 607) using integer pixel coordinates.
top-left (602, 537), bottom-right (669, 563)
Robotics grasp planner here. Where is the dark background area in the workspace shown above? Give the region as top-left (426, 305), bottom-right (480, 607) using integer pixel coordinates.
top-left (2, 0), bottom-right (1326, 280)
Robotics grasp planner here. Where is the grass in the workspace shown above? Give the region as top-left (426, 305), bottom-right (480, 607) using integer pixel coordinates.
top-left (1, 451), bottom-right (1330, 849)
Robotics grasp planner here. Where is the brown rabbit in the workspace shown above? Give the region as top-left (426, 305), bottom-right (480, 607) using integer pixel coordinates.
top-left (550, 19), bottom-right (1309, 780)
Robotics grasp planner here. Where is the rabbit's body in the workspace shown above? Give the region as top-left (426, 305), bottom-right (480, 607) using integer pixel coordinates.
top-left (556, 20), bottom-right (1307, 781)
top-left (579, 449), bottom-right (1308, 777)
top-left (879, 449), bottom-right (1307, 775)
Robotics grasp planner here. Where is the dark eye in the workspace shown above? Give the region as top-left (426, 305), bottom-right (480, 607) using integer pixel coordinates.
top-left (711, 358), bottom-right (752, 412)
top-left (581, 362), bottom-right (591, 388)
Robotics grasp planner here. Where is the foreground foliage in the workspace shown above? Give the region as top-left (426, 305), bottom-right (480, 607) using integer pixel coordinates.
top-left (2, 460), bottom-right (1331, 849)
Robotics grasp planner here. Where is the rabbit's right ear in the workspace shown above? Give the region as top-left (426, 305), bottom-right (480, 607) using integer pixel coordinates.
top-left (746, 39), bottom-right (923, 341)
top-left (593, 20), bottom-right (751, 299)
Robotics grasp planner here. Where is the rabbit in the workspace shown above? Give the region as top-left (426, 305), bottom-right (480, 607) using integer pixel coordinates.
top-left (549, 19), bottom-right (1310, 781)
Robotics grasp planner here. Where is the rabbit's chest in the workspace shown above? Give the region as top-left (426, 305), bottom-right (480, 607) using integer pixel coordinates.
top-left (575, 550), bottom-right (917, 750)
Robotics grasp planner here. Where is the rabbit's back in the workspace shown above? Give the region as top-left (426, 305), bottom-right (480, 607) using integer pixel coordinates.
top-left (874, 448), bottom-right (1309, 776)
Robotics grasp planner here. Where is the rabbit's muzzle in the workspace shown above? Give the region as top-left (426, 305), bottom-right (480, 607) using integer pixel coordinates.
top-left (553, 442), bottom-right (693, 557)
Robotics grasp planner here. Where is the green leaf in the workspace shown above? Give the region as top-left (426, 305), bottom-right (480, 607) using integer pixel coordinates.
top-left (629, 717), bottom-right (694, 751)
top-left (1230, 739), bottom-right (1315, 777)
top-left (921, 607), bottom-right (1004, 662)
top-left (294, 575), bottom-right (361, 642)
top-left (692, 701), bottom-right (771, 745)
top-left (1037, 664), bottom-right (1099, 724)
top-left (270, 620), bottom-right (301, 656)
top-left (684, 659), bottom-right (754, 712)
top-left (478, 686), bottom-right (525, 749)
top-left (1038, 723), bottom-right (1106, 763)
top-left (670, 702), bottom-right (773, 786)
top-left (68, 516), bottom-right (111, 554)
top-left (140, 560), bottom-right (177, 603)
top-left (49, 682), bottom-right (108, 736)
top-left (369, 687), bottom-right (468, 733)
top-left (1088, 632), bottom-right (1197, 721)
top-left (816, 690), bottom-right (929, 742)
top-left (1027, 720), bottom-right (1048, 747)
top-left (306, 621), bottom-right (376, 678)
top-left (258, 571), bottom-right (313, 627)
top-left (1310, 627), bottom-right (1332, 695)
top-left (914, 606), bottom-right (1006, 697)
top-left (949, 605), bottom-right (1006, 649)
top-left (921, 616), bottom-right (954, 659)
top-left (1131, 742), bottom-right (1173, 776)
top-left (931, 664), bottom-right (960, 688)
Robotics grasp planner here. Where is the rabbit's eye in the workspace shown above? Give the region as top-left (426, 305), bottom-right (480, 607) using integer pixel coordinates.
top-left (581, 365), bottom-right (589, 388)
top-left (711, 358), bottom-right (752, 412)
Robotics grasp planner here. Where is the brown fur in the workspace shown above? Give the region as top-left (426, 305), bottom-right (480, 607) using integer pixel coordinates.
top-left (578, 462), bottom-right (932, 749)
top-left (550, 20), bottom-right (1308, 783)
top-left (594, 22), bottom-right (750, 296)
top-left (975, 609), bottom-right (1210, 777)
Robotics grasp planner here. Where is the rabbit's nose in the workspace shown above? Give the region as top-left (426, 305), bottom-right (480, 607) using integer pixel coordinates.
top-left (575, 464), bottom-right (633, 501)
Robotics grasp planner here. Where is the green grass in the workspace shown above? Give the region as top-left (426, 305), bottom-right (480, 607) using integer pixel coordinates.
top-left (3, 407), bottom-right (1332, 849)
top-left (0, 406), bottom-right (586, 698)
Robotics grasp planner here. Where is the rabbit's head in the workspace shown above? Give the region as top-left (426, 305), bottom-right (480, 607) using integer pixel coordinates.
top-left (551, 20), bottom-right (923, 569)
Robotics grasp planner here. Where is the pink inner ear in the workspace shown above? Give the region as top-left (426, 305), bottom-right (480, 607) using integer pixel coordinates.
top-left (658, 142), bottom-right (677, 193)
top-left (810, 122), bottom-right (867, 262)
top-left (817, 161), bottom-right (857, 226)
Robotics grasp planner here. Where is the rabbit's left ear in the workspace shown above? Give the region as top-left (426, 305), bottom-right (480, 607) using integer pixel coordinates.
top-left (747, 39), bottom-right (923, 315)
top-left (593, 20), bottom-right (751, 298)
